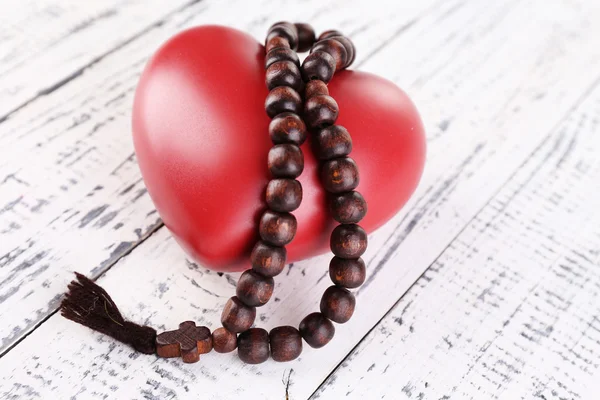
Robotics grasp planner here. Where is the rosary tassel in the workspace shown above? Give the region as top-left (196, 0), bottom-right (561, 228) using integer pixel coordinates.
top-left (60, 272), bottom-right (157, 354)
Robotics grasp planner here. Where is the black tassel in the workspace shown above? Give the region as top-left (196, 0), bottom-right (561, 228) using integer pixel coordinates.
top-left (60, 272), bottom-right (157, 354)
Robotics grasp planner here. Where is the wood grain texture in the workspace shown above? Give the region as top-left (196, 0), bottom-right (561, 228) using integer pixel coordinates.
top-left (1, 0), bottom-right (600, 399)
top-left (0, 0), bottom-right (441, 355)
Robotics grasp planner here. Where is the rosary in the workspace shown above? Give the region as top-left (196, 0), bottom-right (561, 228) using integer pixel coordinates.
top-left (61, 21), bottom-right (368, 365)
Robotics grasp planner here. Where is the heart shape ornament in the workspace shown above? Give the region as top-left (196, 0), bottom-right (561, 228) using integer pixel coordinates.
top-left (132, 26), bottom-right (426, 272)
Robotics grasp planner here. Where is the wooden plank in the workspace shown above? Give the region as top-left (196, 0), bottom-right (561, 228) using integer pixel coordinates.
top-left (0, 0), bottom-right (441, 355)
top-left (312, 72), bottom-right (600, 400)
top-left (2, 0), bottom-right (600, 398)
top-left (0, 0), bottom-right (193, 119)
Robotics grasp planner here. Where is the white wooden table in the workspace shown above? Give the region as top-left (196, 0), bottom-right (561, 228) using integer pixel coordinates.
top-left (1, 0), bottom-right (599, 399)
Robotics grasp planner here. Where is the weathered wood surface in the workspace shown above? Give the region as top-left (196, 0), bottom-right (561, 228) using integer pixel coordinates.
top-left (1, 0), bottom-right (600, 399)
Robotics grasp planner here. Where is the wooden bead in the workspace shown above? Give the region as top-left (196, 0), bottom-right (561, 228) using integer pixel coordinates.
top-left (265, 86), bottom-right (302, 118)
top-left (237, 328), bottom-right (270, 364)
top-left (268, 144), bottom-right (304, 178)
top-left (294, 23), bottom-right (316, 52)
top-left (212, 327), bottom-right (237, 353)
top-left (265, 47), bottom-right (300, 69)
top-left (320, 286), bottom-right (356, 323)
top-left (267, 22), bottom-right (298, 50)
top-left (269, 112), bottom-right (307, 145)
top-left (321, 157), bottom-right (360, 193)
top-left (270, 326), bottom-right (302, 362)
top-left (301, 50), bottom-right (336, 83)
top-left (329, 257), bottom-right (366, 288)
top-left (330, 224), bottom-right (368, 259)
top-left (236, 270), bottom-right (275, 307)
top-left (304, 94), bottom-right (339, 129)
top-left (299, 312), bottom-right (335, 348)
top-left (266, 61), bottom-right (302, 91)
top-left (251, 240), bottom-right (287, 277)
top-left (318, 30), bottom-right (343, 41)
top-left (259, 210), bottom-right (297, 246)
top-left (266, 179), bottom-right (303, 212)
top-left (221, 296), bottom-right (256, 333)
top-left (305, 79), bottom-right (329, 99)
top-left (156, 321), bottom-right (212, 363)
top-left (329, 36), bottom-right (356, 67)
top-left (330, 191), bottom-right (367, 223)
top-left (312, 38), bottom-right (348, 71)
top-left (315, 125), bottom-right (352, 160)
top-left (265, 36), bottom-right (290, 53)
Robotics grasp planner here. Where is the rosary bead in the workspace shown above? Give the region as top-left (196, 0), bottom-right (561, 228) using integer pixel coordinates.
top-left (330, 191), bottom-right (367, 224)
top-left (312, 38), bottom-right (348, 71)
top-left (320, 286), bottom-right (356, 323)
top-left (268, 144), bottom-right (304, 178)
top-left (330, 224), bottom-right (368, 259)
top-left (265, 86), bottom-right (302, 118)
top-left (315, 125), bottom-right (352, 160)
top-left (304, 94), bottom-right (339, 129)
top-left (305, 79), bottom-right (329, 99)
top-left (329, 257), bottom-right (366, 288)
top-left (266, 179), bottom-right (303, 212)
top-left (270, 326), bottom-right (303, 362)
top-left (236, 270), bottom-right (275, 307)
top-left (212, 327), bottom-right (237, 353)
top-left (265, 36), bottom-right (290, 53)
top-left (259, 210), bottom-right (297, 246)
top-left (301, 50), bottom-right (336, 83)
top-left (321, 157), bottom-right (360, 193)
top-left (318, 30), bottom-right (343, 41)
top-left (238, 328), bottom-right (270, 364)
top-left (221, 296), bottom-right (256, 333)
top-left (299, 312), bottom-right (335, 348)
top-left (267, 22), bottom-right (298, 50)
top-left (269, 112), bottom-right (307, 145)
top-left (329, 35), bottom-right (355, 67)
top-left (294, 23), bottom-right (316, 52)
top-left (266, 60), bottom-right (302, 91)
top-left (265, 47), bottom-right (300, 69)
top-left (251, 240), bottom-right (287, 277)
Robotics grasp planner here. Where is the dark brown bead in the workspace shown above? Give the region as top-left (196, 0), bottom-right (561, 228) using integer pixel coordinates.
top-left (265, 47), bottom-right (300, 69)
top-left (299, 312), bottom-right (335, 348)
top-left (315, 125), bottom-right (352, 160)
top-left (251, 240), bottom-right (287, 277)
top-left (318, 30), bottom-right (343, 41)
top-left (266, 61), bottom-right (302, 91)
top-left (265, 36), bottom-right (290, 53)
top-left (268, 144), bottom-right (304, 178)
top-left (305, 79), bottom-right (329, 99)
top-left (320, 286), bottom-right (356, 324)
top-left (265, 86), bottom-right (302, 118)
top-left (267, 22), bottom-right (298, 50)
top-left (212, 327), bottom-right (237, 353)
top-left (269, 112), bottom-right (307, 145)
top-left (236, 270), bottom-right (275, 307)
top-left (259, 210), bottom-right (297, 246)
top-left (301, 50), bottom-right (336, 83)
top-left (266, 179), bottom-right (302, 212)
top-left (294, 23), bottom-right (316, 52)
top-left (321, 157), bottom-right (360, 193)
top-left (330, 224), bottom-right (368, 259)
top-left (330, 191), bottom-right (367, 223)
top-left (238, 328), bottom-right (270, 364)
top-left (270, 326), bottom-right (302, 362)
top-left (221, 296), bottom-right (256, 333)
top-left (312, 39), bottom-right (348, 71)
top-left (329, 257), bottom-right (366, 288)
top-left (328, 36), bottom-right (355, 67)
top-left (304, 94), bottom-right (339, 129)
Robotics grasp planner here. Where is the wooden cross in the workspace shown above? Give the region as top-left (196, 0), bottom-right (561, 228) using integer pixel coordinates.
top-left (155, 321), bottom-right (213, 363)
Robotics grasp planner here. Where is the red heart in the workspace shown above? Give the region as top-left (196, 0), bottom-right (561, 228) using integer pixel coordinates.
top-left (132, 26), bottom-right (426, 272)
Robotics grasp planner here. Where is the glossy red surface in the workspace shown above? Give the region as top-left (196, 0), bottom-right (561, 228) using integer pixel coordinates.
top-left (132, 26), bottom-right (426, 271)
